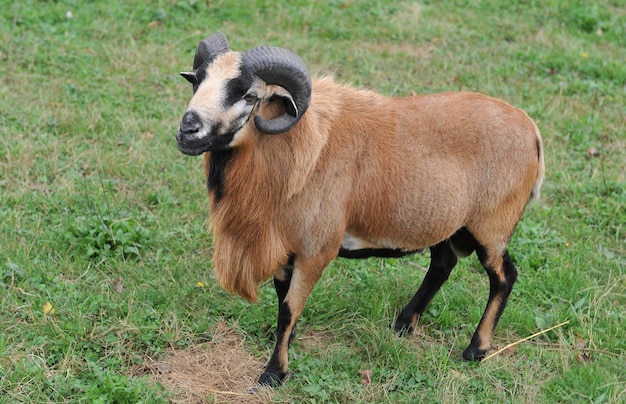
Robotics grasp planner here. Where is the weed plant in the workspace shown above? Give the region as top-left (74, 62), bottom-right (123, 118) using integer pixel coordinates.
top-left (1, 0), bottom-right (624, 402)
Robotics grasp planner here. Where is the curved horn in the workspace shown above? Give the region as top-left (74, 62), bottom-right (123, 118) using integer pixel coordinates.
top-left (193, 32), bottom-right (230, 69)
top-left (181, 33), bottom-right (231, 86)
top-left (241, 46), bottom-right (312, 134)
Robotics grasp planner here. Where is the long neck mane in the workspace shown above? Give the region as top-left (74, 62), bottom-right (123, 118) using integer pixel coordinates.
top-left (203, 77), bottom-right (338, 302)
top-left (204, 124), bottom-right (325, 302)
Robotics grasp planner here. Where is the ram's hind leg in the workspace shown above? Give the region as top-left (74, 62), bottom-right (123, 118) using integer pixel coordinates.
top-left (395, 242), bottom-right (458, 335)
top-left (463, 248), bottom-right (517, 360)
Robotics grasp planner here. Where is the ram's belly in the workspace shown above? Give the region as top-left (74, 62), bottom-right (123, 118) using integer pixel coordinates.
top-left (344, 161), bottom-right (473, 254)
top-left (338, 232), bottom-right (425, 259)
top-left (341, 232), bottom-right (403, 251)
top-left (341, 197), bottom-right (469, 256)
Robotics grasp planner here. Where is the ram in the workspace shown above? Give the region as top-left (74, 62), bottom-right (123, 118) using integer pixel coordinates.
top-left (176, 33), bottom-right (544, 386)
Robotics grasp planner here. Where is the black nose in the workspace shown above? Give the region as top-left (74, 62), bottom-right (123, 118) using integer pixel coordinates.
top-left (179, 111), bottom-right (202, 135)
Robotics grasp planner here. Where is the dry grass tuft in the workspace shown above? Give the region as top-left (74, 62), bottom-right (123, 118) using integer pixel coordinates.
top-left (137, 323), bottom-right (273, 403)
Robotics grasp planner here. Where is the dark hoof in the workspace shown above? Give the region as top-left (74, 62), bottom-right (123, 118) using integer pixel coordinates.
top-left (258, 371), bottom-right (285, 387)
top-left (394, 318), bottom-right (414, 337)
top-left (462, 346), bottom-right (487, 361)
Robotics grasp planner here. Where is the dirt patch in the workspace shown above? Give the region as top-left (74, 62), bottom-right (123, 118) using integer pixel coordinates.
top-left (137, 323), bottom-right (273, 403)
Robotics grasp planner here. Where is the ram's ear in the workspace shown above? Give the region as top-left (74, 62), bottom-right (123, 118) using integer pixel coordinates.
top-left (273, 94), bottom-right (298, 117)
top-left (242, 46), bottom-right (311, 134)
top-left (269, 86), bottom-right (298, 117)
top-left (253, 86), bottom-right (300, 135)
top-left (180, 71), bottom-right (197, 84)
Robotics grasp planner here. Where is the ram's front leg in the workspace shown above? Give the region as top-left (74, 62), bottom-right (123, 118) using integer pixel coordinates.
top-left (258, 255), bottom-right (327, 386)
top-left (271, 255), bottom-right (298, 343)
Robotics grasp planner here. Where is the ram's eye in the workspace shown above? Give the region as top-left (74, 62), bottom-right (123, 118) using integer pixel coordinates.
top-left (243, 93), bottom-right (257, 105)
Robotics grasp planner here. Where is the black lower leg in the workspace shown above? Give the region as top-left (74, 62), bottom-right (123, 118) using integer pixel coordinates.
top-left (274, 255), bottom-right (295, 304)
top-left (395, 242), bottom-right (458, 335)
top-left (258, 301), bottom-right (293, 386)
top-left (463, 249), bottom-right (517, 361)
top-left (273, 256), bottom-right (296, 342)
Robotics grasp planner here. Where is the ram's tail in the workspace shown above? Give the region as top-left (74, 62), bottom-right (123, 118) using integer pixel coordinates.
top-left (529, 123), bottom-right (544, 203)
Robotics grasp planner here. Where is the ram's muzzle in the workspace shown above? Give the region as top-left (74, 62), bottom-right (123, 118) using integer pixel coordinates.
top-left (176, 110), bottom-right (237, 155)
top-left (176, 111), bottom-right (206, 155)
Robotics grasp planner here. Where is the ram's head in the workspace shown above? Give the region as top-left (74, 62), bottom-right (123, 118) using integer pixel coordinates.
top-left (176, 32), bottom-right (312, 156)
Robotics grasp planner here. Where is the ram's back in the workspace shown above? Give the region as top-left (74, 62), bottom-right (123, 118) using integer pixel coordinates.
top-left (309, 85), bottom-right (543, 251)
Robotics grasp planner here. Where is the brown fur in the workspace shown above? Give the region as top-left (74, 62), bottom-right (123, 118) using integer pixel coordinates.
top-left (203, 76), bottom-right (544, 303)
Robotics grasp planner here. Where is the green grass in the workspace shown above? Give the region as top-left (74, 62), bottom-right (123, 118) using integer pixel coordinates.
top-left (1, 0), bottom-right (625, 402)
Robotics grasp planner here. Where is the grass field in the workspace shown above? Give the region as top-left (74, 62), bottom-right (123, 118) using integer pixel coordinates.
top-left (1, 0), bottom-right (625, 402)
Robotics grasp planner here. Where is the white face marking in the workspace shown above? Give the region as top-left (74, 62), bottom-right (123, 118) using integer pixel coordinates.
top-left (219, 98), bottom-right (253, 136)
top-left (185, 52), bottom-right (256, 146)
